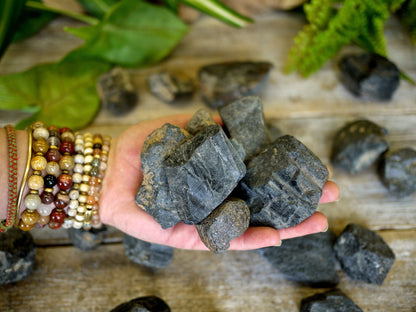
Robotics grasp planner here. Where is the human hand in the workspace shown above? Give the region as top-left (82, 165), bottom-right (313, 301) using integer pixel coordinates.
top-left (99, 114), bottom-right (340, 250)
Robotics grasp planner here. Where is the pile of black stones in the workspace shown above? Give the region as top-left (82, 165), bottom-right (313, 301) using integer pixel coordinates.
top-left (136, 96), bottom-right (329, 253)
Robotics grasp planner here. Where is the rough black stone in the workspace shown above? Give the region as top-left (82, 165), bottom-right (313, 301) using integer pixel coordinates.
top-left (0, 227), bottom-right (36, 285)
top-left (331, 119), bottom-right (389, 174)
top-left (219, 96), bottom-right (271, 160)
top-left (110, 295), bottom-right (170, 312)
top-left (198, 61), bottom-right (273, 109)
top-left (256, 231), bottom-right (339, 287)
top-left (196, 198), bottom-right (250, 253)
top-left (186, 108), bottom-right (216, 135)
top-left (136, 124), bottom-right (191, 229)
top-left (97, 67), bottom-right (138, 116)
top-left (378, 147), bottom-right (416, 197)
top-left (239, 135), bottom-right (328, 229)
top-left (124, 235), bottom-right (174, 269)
top-left (339, 53), bottom-right (400, 101)
top-left (334, 223), bottom-right (395, 285)
top-left (300, 289), bottom-right (363, 312)
top-left (68, 226), bottom-right (108, 251)
top-left (163, 125), bottom-right (246, 224)
top-left (148, 71), bottom-right (194, 104)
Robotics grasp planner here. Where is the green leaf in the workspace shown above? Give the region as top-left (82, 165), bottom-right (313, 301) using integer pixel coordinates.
top-left (64, 0), bottom-right (189, 67)
top-left (0, 0), bottom-right (27, 58)
top-left (0, 60), bottom-right (110, 129)
top-left (12, 0), bottom-right (56, 43)
top-left (163, 0), bottom-right (179, 12)
top-left (76, 0), bottom-right (119, 18)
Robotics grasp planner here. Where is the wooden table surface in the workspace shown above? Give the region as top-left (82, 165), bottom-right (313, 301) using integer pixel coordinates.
top-left (1, 8), bottom-right (415, 312)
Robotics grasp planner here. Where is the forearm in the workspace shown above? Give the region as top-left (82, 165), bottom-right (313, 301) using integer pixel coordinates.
top-left (0, 128), bottom-right (29, 220)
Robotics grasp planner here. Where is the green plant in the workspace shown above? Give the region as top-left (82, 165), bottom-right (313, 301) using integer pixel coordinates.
top-left (0, 0), bottom-right (250, 129)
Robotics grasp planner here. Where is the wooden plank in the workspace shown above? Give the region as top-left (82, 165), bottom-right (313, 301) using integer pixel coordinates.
top-left (1, 230), bottom-right (415, 312)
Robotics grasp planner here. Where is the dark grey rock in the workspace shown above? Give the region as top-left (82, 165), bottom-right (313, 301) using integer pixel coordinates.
top-left (136, 124), bottom-right (191, 229)
top-left (148, 71), bottom-right (194, 104)
top-left (97, 67), bottom-right (138, 116)
top-left (196, 198), bottom-right (250, 253)
top-left (110, 295), bottom-right (170, 312)
top-left (339, 53), bottom-right (400, 101)
top-left (198, 61), bottom-right (273, 109)
top-left (331, 119), bottom-right (389, 174)
top-left (186, 108), bottom-right (216, 135)
top-left (239, 135), bottom-right (328, 229)
top-left (379, 147), bottom-right (416, 197)
top-left (334, 223), bottom-right (395, 285)
top-left (163, 125), bottom-right (246, 224)
top-left (256, 231), bottom-right (339, 287)
top-left (124, 235), bottom-right (174, 269)
top-left (68, 226), bottom-right (108, 251)
top-left (300, 289), bottom-right (363, 312)
top-left (219, 96), bottom-right (271, 160)
top-left (1, 227), bottom-right (36, 285)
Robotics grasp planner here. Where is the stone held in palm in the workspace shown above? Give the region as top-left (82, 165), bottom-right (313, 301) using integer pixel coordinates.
top-left (110, 295), bottom-right (171, 312)
top-left (378, 147), bottom-right (416, 197)
top-left (334, 223), bottom-right (395, 285)
top-left (124, 234), bottom-right (174, 269)
top-left (186, 108), bottom-right (216, 135)
top-left (196, 197), bottom-right (250, 253)
top-left (135, 123), bottom-right (191, 229)
top-left (198, 61), bottom-right (273, 109)
top-left (219, 96), bottom-right (271, 160)
top-left (239, 135), bottom-right (328, 229)
top-left (163, 125), bottom-right (246, 224)
top-left (256, 231), bottom-right (339, 287)
top-left (331, 119), bottom-right (389, 174)
top-left (300, 289), bottom-right (363, 312)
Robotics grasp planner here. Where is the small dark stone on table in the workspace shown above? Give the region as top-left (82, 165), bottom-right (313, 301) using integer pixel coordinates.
top-left (110, 295), bottom-right (170, 312)
top-left (1, 227), bottom-right (36, 285)
top-left (198, 61), bottom-right (273, 109)
top-left (300, 289), bottom-right (363, 312)
top-left (163, 125), bottom-right (246, 224)
top-left (219, 96), bottom-right (271, 160)
top-left (334, 223), bottom-right (395, 285)
top-left (256, 231), bottom-right (339, 287)
top-left (124, 235), bottom-right (174, 269)
top-left (186, 108), bottom-right (216, 135)
top-left (196, 198), bottom-right (250, 253)
top-left (338, 53), bottom-right (400, 101)
top-left (68, 226), bottom-right (108, 251)
top-left (97, 67), bottom-right (138, 116)
top-left (239, 135), bottom-right (328, 229)
top-left (378, 147), bottom-right (416, 197)
top-left (331, 119), bottom-right (389, 174)
top-left (136, 124), bottom-right (191, 229)
top-left (148, 71), bottom-right (194, 104)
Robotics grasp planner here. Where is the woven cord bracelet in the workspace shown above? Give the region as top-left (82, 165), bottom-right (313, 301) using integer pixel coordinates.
top-left (1, 125), bottom-right (18, 232)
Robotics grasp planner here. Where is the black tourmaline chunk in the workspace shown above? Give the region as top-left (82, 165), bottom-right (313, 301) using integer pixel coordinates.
top-left (124, 235), bottom-right (174, 269)
top-left (68, 226), bottom-right (108, 251)
top-left (240, 135), bottom-right (328, 229)
top-left (110, 295), bottom-right (170, 312)
top-left (219, 96), bottom-right (271, 160)
top-left (331, 119), bottom-right (389, 174)
top-left (196, 198), bottom-right (250, 253)
top-left (198, 61), bottom-right (273, 109)
top-left (378, 147), bottom-right (416, 197)
top-left (186, 108), bottom-right (216, 135)
top-left (136, 124), bottom-right (191, 229)
top-left (338, 53), bottom-right (400, 101)
top-left (300, 289), bottom-right (363, 312)
top-left (147, 71), bottom-right (194, 104)
top-left (256, 231), bottom-right (339, 287)
top-left (164, 125), bottom-right (246, 224)
top-left (0, 228), bottom-right (36, 285)
top-left (334, 223), bottom-right (395, 285)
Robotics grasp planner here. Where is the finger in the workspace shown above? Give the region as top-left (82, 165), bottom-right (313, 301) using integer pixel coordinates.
top-left (319, 180), bottom-right (340, 203)
top-left (228, 226), bottom-right (280, 251)
top-left (278, 211), bottom-right (328, 240)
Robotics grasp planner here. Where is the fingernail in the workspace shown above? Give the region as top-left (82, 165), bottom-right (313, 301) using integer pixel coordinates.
top-left (321, 223), bottom-right (329, 232)
top-left (275, 240), bottom-right (282, 247)
top-left (326, 165), bottom-right (332, 179)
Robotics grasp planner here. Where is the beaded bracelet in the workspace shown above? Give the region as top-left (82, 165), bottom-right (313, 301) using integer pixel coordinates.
top-left (0, 125), bottom-right (18, 232)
